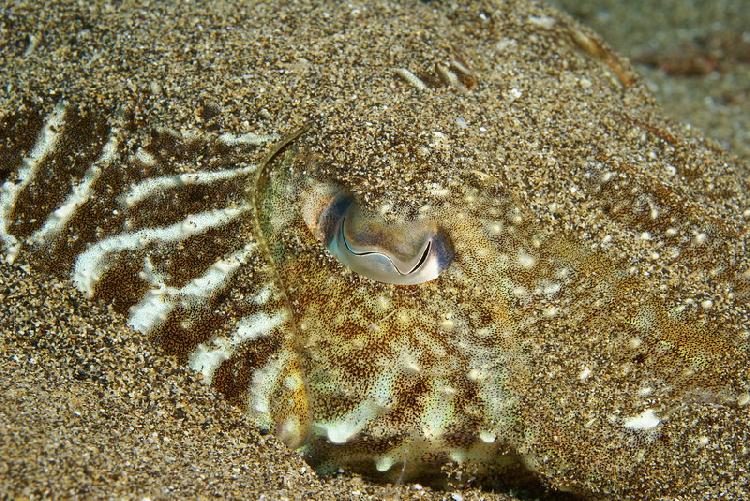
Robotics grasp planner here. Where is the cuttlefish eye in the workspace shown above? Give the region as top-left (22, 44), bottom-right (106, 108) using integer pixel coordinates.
top-left (302, 185), bottom-right (453, 285)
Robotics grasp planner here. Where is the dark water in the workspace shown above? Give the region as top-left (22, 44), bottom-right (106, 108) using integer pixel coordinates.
top-left (552, 0), bottom-right (750, 162)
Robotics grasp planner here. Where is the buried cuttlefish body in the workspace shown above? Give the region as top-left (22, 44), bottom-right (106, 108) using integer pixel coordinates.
top-left (1, 0), bottom-right (749, 497)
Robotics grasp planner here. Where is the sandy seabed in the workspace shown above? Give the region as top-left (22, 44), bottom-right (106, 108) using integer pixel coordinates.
top-left (1, 261), bottom-right (514, 500)
top-left (1, 0), bottom-right (748, 499)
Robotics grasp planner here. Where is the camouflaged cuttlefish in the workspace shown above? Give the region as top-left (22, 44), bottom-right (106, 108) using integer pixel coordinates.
top-left (1, 0), bottom-right (748, 497)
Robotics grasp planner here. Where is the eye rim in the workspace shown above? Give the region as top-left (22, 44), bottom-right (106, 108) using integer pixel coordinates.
top-left (308, 187), bottom-right (453, 285)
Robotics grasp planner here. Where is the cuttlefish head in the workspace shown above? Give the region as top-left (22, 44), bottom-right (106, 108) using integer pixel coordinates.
top-left (253, 127), bottom-right (740, 488)
top-left (253, 141), bottom-right (536, 482)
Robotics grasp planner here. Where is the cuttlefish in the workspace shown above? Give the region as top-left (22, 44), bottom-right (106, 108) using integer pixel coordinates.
top-left (0, 0), bottom-right (748, 497)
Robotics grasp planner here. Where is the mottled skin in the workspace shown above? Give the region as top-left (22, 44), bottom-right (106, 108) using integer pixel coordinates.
top-left (0, 0), bottom-right (748, 497)
top-left (251, 128), bottom-right (746, 483)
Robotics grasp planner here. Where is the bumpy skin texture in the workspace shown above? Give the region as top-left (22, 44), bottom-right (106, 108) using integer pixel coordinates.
top-left (0, 0), bottom-right (748, 497)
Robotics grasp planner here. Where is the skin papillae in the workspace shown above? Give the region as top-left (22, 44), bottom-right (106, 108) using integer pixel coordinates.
top-left (0, 0), bottom-right (748, 498)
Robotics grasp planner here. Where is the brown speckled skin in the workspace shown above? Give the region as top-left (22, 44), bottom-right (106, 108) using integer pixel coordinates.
top-left (0, 0), bottom-right (748, 497)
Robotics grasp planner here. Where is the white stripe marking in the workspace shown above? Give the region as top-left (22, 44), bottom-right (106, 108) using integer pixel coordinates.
top-left (72, 205), bottom-right (249, 296)
top-left (188, 340), bottom-right (232, 384)
top-left (121, 164), bottom-right (256, 208)
top-left (30, 130), bottom-right (119, 245)
top-left (0, 103), bottom-right (66, 263)
top-left (128, 244), bottom-right (256, 334)
top-left (420, 380), bottom-right (454, 440)
top-left (235, 311), bottom-right (286, 343)
top-left (249, 350), bottom-right (291, 418)
top-left (315, 368), bottom-right (398, 444)
top-left (188, 310), bottom-right (287, 385)
top-left (623, 409), bottom-right (661, 430)
top-left (135, 148), bottom-right (156, 166)
top-left (252, 284), bottom-right (273, 305)
top-left (218, 132), bottom-right (279, 147)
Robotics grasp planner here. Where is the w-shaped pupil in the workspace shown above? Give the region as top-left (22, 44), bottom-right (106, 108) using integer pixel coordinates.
top-left (340, 217), bottom-right (433, 276)
top-left (320, 191), bottom-right (453, 286)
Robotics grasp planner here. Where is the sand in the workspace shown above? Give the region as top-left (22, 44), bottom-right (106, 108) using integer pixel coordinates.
top-left (0, 0), bottom-right (748, 499)
top-left (0, 261), bottom-right (514, 500)
top-left (553, 0), bottom-right (750, 162)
